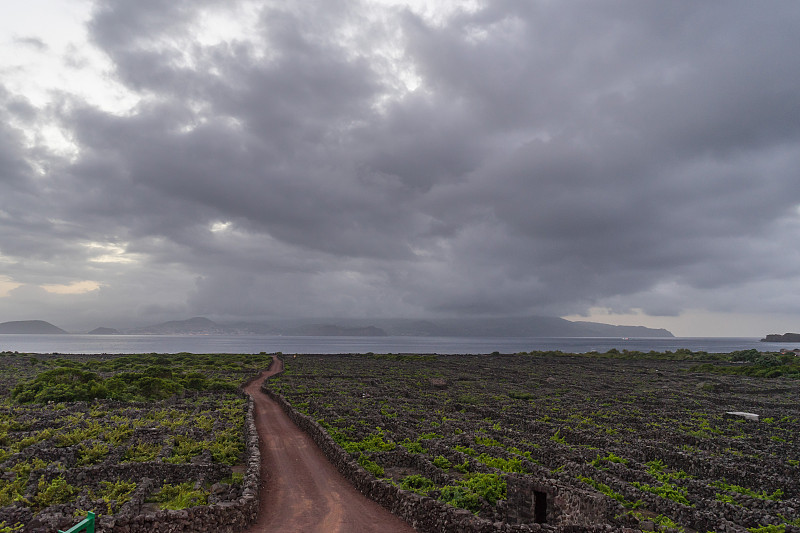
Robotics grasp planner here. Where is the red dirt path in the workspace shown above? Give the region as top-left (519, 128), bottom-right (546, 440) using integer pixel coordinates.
top-left (242, 358), bottom-right (416, 533)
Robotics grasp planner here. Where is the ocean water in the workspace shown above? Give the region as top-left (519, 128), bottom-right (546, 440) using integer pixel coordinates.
top-left (0, 334), bottom-right (790, 355)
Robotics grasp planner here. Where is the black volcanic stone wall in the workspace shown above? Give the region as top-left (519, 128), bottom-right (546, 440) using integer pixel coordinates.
top-left (259, 353), bottom-right (800, 533)
top-left (260, 383), bottom-right (634, 533)
top-left (0, 388), bottom-right (264, 533)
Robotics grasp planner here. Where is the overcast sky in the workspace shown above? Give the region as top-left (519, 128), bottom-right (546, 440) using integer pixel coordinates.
top-left (1, 0), bottom-right (799, 335)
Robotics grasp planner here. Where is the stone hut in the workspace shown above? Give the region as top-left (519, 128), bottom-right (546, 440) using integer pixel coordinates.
top-left (506, 475), bottom-right (610, 527)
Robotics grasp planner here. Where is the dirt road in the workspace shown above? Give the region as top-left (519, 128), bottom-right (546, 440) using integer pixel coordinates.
top-left (242, 358), bottom-right (416, 533)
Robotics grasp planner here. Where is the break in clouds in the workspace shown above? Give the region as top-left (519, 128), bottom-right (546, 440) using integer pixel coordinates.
top-left (1, 0), bottom-right (800, 332)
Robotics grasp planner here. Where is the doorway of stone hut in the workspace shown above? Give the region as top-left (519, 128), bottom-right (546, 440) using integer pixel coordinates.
top-left (533, 490), bottom-right (547, 523)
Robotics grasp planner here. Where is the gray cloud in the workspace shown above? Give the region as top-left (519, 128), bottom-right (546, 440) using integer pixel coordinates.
top-left (1, 0), bottom-right (799, 332)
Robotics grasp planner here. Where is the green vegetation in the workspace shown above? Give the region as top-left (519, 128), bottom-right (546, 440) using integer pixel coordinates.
top-left (123, 442), bottom-right (162, 462)
top-left (76, 442), bottom-right (109, 466)
top-left (399, 474), bottom-right (435, 495)
top-left (432, 455), bottom-right (452, 469)
top-left (400, 438), bottom-right (426, 454)
top-left (147, 481), bottom-right (209, 510)
top-left (266, 351), bottom-right (800, 529)
top-left (357, 454), bottom-right (385, 477)
top-left (90, 479), bottom-right (137, 514)
top-left (165, 435), bottom-right (207, 464)
top-left (474, 435), bottom-right (502, 447)
top-left (32, 475), bottom-right (76, 511)
top-left (627, 511), bottom-right (684, 532)
top-left (577, 476), bottom-right (641, 509)
top-left (747, 526), bottom-right (786, 533)
top-left (340, 428), bottom-right (396, 454)
top-left (0, 458), bottom-right (47, 507)
top-left (710, 480), bottom-right (784, 501)
top-left (631, 481), bottom-right (691, 506)
top-left (454, 445), bottom-right (476, 456)
top-left (11, 368), bottom-right (108, 404)
top-left (691, 350), bottom-right (800, 379)
top-left (0, 351), bottom-right (269, 527)
top-left (439, 473), bottom-right (506, 512)
top-left (645, 460), bottom-right (692, 482)
top-left (209, 428), bottom-right (245, 465)
top-left (474, 453), bottom-right (528, 473)
top-left (9, 353), bottom-right (273, 404)
top-left (550, 429), bottom-right (567, 445)
top-left (591, 452), bottom-right (629, 468)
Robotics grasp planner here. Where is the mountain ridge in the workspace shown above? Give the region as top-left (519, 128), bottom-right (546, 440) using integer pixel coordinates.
top-left (0, 320), bottom-right (67, 334)
top-left (117, 316), bottom-right (674, 338)
top-left (0, 316), bottom-right (676, 337)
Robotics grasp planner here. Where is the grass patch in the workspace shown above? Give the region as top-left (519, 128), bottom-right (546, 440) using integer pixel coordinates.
top-left (147, 481), bottom-right (208, 510)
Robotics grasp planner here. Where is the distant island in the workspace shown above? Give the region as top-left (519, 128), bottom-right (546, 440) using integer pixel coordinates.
top-left (129, 317), bottom-right (389, 336)
top-left (87, 327), bottom-right (122, 335)
top-left (0, 320), bottom-right (67, 334)
top-left (286, 325), bottom-right (388, 337)
top-left (761, 332), bottom-right (800, 343)
top-left (0, 315), bottom-right (675, 338)
top-left (130, 317), bottom-right (228, 335)
top-left (113, 316), bottom-right (674, 338)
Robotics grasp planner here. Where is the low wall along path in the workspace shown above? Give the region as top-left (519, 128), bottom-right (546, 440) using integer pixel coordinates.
top-left (242, 358), bottom-right (415, 533)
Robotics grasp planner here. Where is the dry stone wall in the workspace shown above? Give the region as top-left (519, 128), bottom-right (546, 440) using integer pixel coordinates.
top-left (0, 357), bottom-right (273, 533)
top-left (1, 395), bottom-right (260, 533)
top-left (261, 381), bottom-right (633, 533)
top-left (262, 353), bottom-right (800, 533)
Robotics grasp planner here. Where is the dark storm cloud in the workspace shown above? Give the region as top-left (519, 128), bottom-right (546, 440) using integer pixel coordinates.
top-left (0, 88), bottom-right (75, 269)
top-left (1, 0), bottom-right (800, 330)
top-left (396, 1), bottom-right (800, 316)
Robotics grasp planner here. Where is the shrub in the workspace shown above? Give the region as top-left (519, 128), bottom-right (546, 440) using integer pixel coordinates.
top-left (747, 526), bottom-right (786, 533)
top-left (357, 454), bottom-right (384, 477)
top-left (103, 423), bottom-right (133, 446)
top-left (439, 473), bottom-right (506, 512)
top-left (12, 368), bottom-right (107, 404)
top-left (341, 429), bottom-right (396, 454)
top-left (460, 473), bottom-right (506, 505)
top-left (439, 485), bottom-right (481, 512)
top-left (475, 436), bottom-right (502, 447)
top-left (90, 479), bottom-right (137, 514)
top-left (209, 431), bottom-right (244, 465)
top-left (165, 436), bottom-right (206, 464)
top-left (32, 475), bottom-right (76, 510)
top-left (148, 481), bottom-right (208, 510)
top-left (627, 511), bottom-right (683, 532)
top-left (578, 476), bottom-right (641, 509)
top-left (454, 445), bottom-right (476, 456)
top-left (123, 442), bottom-right (162, 463)
top-left (592, 452), bottom-right (629, 467)
top-left (400, 438), bottom-right (425, 454)
top-left (631, 481), bottom-right (691, 506)
top-left (475, 453), bottom-right (528, 473)
top-left (0, 477), bottom-right (26, 507)
top-left (551, 429), bottom-right (567, 445)
top-left (711, 481), bottom-right (783, 501)
top-left (76, 442), bottom-right (109, 466)
top-left (399, 474), bottom-right (435, 495)
top-left (432, 455), bottom-right (452, 469)
top-left (180, 372), bottom-right (209, 390)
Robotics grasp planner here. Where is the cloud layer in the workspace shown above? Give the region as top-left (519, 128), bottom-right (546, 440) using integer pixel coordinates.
top-left (1, 0), bottom-right (799, 333)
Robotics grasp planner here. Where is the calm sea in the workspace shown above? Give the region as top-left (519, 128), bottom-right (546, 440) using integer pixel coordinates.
top-left (0, 335), bottom-right (790, 355)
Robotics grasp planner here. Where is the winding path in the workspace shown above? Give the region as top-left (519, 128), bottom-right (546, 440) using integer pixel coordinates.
top-left (242, 358), bottom-right (416, 533)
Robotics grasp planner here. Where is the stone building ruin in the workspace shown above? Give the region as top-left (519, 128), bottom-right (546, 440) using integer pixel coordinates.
top-left (506, 475), bottom-right (609, 527)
